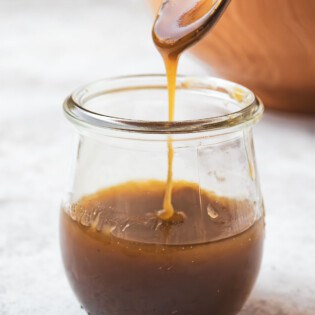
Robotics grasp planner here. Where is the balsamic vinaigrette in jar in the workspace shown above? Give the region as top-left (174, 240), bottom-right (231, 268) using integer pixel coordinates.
top-left (61, 181), bottom-right (264, 315)
top-left (60, 1), bottom-right (264, 315)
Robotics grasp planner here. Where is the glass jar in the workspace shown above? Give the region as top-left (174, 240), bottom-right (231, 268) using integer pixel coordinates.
top-left (60, 75), bottom-right (264, 315)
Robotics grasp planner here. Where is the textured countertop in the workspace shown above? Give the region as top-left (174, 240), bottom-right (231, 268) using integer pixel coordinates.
top-left (1, 1), bottom-right (314, 314)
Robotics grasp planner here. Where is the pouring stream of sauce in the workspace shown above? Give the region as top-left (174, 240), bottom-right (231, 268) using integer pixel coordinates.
top-left (152, 0), bottom-right (231, 220)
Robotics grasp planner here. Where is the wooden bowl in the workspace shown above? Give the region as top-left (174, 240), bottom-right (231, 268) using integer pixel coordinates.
top-left (150, 0), bottom-right (315, 113)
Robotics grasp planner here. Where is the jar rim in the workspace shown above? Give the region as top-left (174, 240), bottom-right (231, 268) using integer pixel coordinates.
top-left (64, 74), bottom-right (264, 135)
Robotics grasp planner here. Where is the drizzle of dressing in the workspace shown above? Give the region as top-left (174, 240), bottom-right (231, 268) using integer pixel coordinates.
top-left (152, 0), bottom-right (231, 220)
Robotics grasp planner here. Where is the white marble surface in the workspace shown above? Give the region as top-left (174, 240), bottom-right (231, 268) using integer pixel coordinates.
top-left (1, 1), bottom-right (315, 314)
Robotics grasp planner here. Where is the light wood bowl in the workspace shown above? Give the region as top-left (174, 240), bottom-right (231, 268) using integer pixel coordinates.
top-left (150, 0), bottom-right (315, 114)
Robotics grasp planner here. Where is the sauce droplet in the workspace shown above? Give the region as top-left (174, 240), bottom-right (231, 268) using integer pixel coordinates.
top-left (207, 204), bottom-right (219, 219)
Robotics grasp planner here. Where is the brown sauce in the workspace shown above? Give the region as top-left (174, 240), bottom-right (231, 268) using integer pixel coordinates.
top-left (60, 2), bottom-right (264, 314)
top-left (61, 181), bottom-right (264, 315)
top-left (152, 0), bottom-right (231, 220)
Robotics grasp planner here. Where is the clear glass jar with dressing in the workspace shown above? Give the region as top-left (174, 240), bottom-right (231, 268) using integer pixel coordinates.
top-left (60, 74), bottom-right (265, 315)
